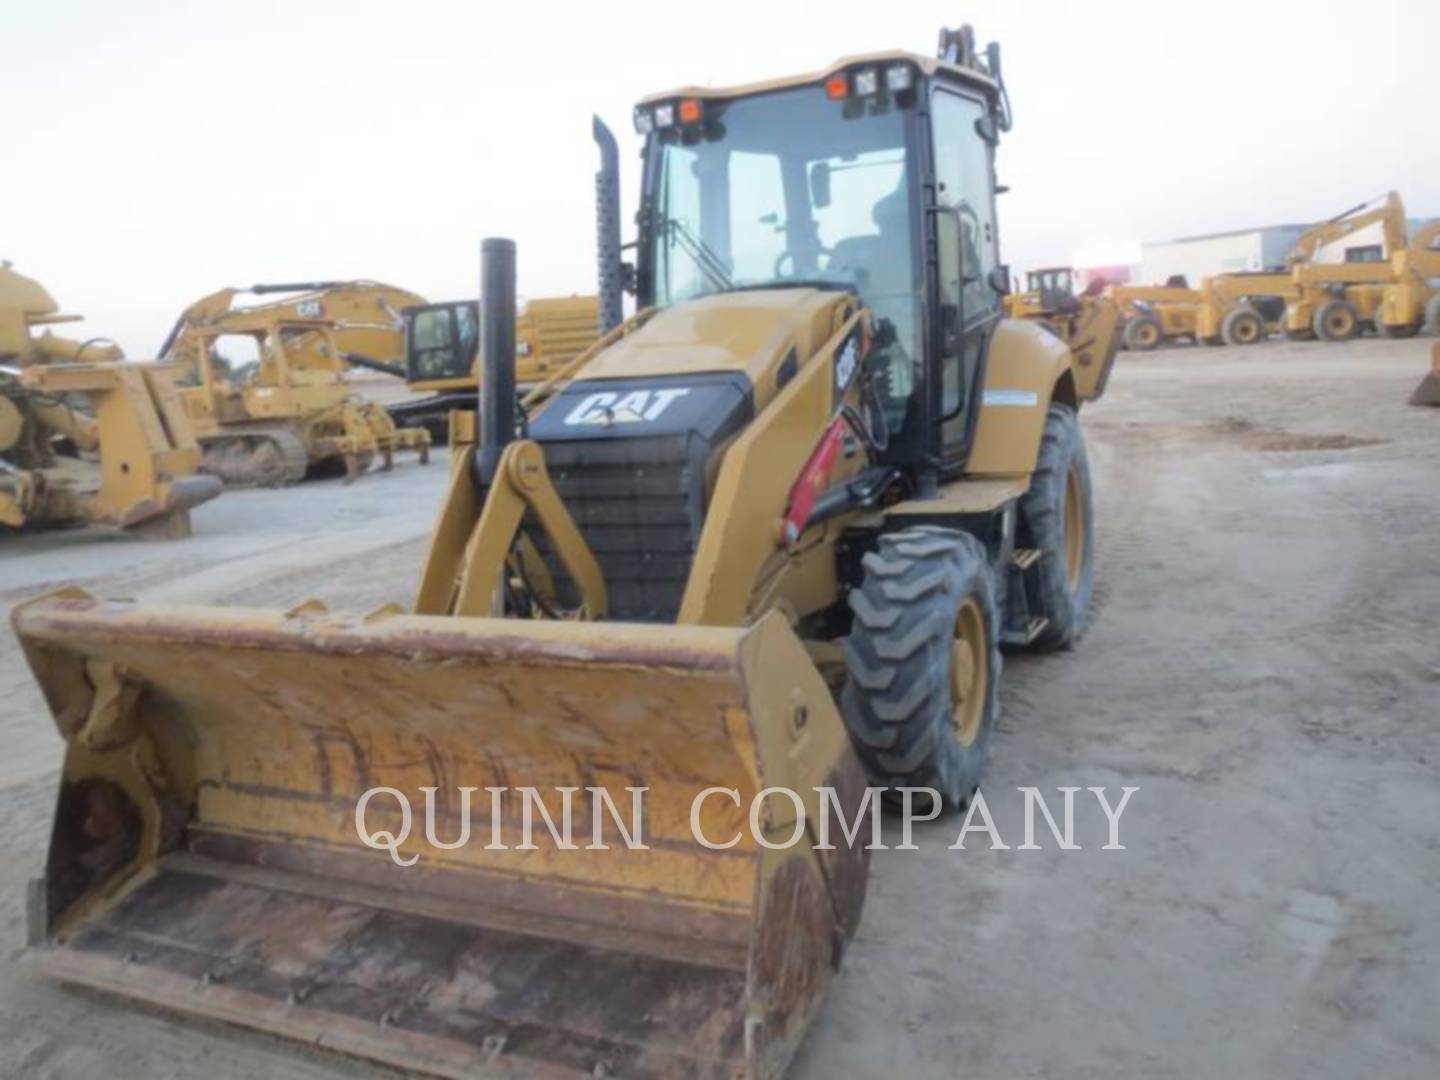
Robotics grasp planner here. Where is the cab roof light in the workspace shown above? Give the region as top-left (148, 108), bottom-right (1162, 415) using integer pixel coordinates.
top-left (678, 98), bottom-right (703, 124)
top-left (853, 68), bottom-right (879, 96)
top-left (825, 74), bottom-right (849, 100)
top-left (885, 63), bottom-right (914, 92)
top-left (634, 108), bottom-right (655, 135)
top-left (653, 103), bottom-right (676, 128)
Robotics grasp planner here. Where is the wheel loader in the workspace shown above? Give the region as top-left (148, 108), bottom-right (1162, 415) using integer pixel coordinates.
top-left (14, 25), bottom-right (1109, 1079)
top-left (1, 264), bottom-right (221, 535)
top-left (161, 284), bottom-right (432, 485)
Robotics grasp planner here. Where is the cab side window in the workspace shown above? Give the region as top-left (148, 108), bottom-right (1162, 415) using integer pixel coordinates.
top-left (931, 92), bottom-right (999, 321)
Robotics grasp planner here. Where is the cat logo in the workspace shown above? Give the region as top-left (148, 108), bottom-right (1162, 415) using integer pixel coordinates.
top-left (563, 388), bottom-right (690, 427)
top-left (296, 300), bottom-right (324, 319)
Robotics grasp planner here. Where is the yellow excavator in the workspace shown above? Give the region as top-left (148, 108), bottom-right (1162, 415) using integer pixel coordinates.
top-left (381, 293), bottom-right (600, 440)
top-left (161, 283), bottom-right (432, 484)
top-left (15, 26), bottom-right (1109, 1078)
top-left (1, 263), bottom-right (220, 535)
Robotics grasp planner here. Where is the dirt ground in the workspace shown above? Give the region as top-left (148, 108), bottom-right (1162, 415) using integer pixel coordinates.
top-left (1, 337), bottom-right (1437, 1078)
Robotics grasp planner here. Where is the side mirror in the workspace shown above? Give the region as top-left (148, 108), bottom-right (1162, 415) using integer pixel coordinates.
top-left (988, 265), bottom-right (1011, 296)
top-left (809, 161), bottom-right (832, 209)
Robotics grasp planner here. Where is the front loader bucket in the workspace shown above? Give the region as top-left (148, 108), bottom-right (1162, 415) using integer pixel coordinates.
top-left (14, 592), bottom-right (869, 1080)
top-left (1409, 342), bottom-right (1440, 406)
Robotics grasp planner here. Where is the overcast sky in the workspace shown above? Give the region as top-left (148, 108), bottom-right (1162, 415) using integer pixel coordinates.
top-left (6, 0), bottom-right (1437, 355)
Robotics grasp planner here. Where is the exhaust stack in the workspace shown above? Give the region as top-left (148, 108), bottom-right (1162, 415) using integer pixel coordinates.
top-left (477, 237), bottom-right (517, 486)
top-left (593, 116), bottom-right (624, 334)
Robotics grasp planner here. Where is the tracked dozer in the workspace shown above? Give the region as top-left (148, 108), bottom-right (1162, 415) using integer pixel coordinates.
top-left (1, 264), bottom-right (221, 535)
top-left (16, 26), bottom-right (1109, 1078)
top-left (162, 284), bottom-right (431, 485)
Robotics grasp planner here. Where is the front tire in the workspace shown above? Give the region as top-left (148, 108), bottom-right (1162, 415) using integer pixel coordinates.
top-left (1314, 300), bottom-right (1359, 341)
top-left (1123, 315), bottom-right (1163, 351)
top-left (1221, 308), bottom-right (1264, 346)
top-left (1018, 404), bottom-right (1095, 651)
top-left (841, 527), bottom-right (1002, 811)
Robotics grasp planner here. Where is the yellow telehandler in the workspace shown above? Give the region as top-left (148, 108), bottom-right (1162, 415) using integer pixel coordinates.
top-left (14, 26), bottom-right (1109, 1079)
top-left (1, 263), bottom-right (221, 535)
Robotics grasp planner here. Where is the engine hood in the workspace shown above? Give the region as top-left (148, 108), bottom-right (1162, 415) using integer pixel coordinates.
top-left (576, 287), bottom-right (852, 407)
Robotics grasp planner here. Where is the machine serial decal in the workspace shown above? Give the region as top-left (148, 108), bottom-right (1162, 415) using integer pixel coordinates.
top-left (563, 388), bottom-right (692, 427)
top-left (834, 332), bottom-right (861, 395)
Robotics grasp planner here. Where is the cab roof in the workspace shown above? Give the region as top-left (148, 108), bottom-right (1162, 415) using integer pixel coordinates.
top-left (637, 48), bottom-right (999, 106)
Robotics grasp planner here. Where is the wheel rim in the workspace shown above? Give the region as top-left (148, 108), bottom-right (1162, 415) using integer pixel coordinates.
top-left (951, 598), bottom-right (989, 748)
top-left (1064, 461), bottom-right (1085, 592)
top-left (1327, 309), bottom-right (1354, 337)
top-left (1238, 318), bottom-right (1259, 343)
top-left (1138, 324), bottom-right (1158, 347)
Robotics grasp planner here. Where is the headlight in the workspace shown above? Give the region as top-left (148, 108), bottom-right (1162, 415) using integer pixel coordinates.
top-left (653, 103), bottom-right (676, 128)
top-left (885, 64), bottom-right (914, 92)
top-left (853, 68), bottom-right (879, 96)
top-left (634, 108), bottom-right (654, 135)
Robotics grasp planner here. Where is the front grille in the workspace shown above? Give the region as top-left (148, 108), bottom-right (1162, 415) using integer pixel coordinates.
top-left (533, 436), bottom-right (699, 622)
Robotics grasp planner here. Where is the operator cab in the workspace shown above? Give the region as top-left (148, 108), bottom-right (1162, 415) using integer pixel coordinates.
top-left (403, 300), bottom-right (479, 384)
top-left (631, 26), bottom-right (1012, 482)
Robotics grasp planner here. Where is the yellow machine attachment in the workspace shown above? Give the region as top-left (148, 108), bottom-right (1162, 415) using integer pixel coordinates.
top-left (16, 593), bottom-right (866, 1078)
top-left (1, 264), bottom-right (221, 535)
top-left (1411, 341), bottom-right (1440, 406)
top-left (18, 26), bottom-right (1104, 1079)
top-left (173, 317), bottom-right (430, 486)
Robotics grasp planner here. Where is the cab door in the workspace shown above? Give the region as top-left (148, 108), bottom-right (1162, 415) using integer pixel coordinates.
top-left (929, 88), bottom-right (1003, 476)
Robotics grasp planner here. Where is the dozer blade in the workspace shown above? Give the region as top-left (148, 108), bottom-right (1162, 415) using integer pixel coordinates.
top-left (14, 591), bottom-right (869, 1080)
top-left (1410, 342), bottom-right (1440, 406)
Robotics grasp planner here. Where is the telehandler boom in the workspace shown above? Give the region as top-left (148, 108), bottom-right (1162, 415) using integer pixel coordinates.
top-left (15, 26), bottom-right (1109, 1079)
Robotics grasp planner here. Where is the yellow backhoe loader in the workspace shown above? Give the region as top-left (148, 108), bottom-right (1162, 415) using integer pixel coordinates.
top-left (15, 26), bottom-right (1109, 1078)
top-left (2, 264), bottom-right (220, 535)
top-left (161, 284), bottom-right (431, 484)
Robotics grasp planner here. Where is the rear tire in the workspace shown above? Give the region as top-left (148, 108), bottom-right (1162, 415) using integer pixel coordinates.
top-left (1123, 315), bottom-right (1163, 351)
top-left (1221, 308), bottom-right (1264, 346)
top-left (841, 527), bottom-right (1002, 811)
top-left (1018, 404), bottom-right (1095, 651)
top-left (1377, 317), bottom-right (1420, 339)
top-left (1314, 300), bottom-right (1359, 341)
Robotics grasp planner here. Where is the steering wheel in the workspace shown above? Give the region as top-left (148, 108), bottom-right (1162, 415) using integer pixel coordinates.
top-left (773, 247), bottom-right (835, 279)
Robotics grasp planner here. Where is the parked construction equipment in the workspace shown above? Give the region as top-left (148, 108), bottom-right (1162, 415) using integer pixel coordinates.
top-left (387, 293), bottom-right (600, 439)
top-left (1284, 211), bottom-right (1440, 342)
top-left (161, 284), bottom-right (431, 484)
top-left (17, 26), bottom-right (1109, 1079)
top-left (1110, 282), bottom-right (1201, 350)
top-left (2, 264), bottom-right (220, 534)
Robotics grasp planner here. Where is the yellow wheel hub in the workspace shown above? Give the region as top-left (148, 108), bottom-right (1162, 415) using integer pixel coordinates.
top-left (951, 598), bottom-right (989, 747)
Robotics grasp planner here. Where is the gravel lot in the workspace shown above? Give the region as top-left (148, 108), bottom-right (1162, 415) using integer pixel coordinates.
top-left (2, 336), bottom-right (1437, 1078)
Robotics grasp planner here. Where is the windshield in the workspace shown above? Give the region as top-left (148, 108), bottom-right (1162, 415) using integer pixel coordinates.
top-left (646, 87), bottom-right (918, 354)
